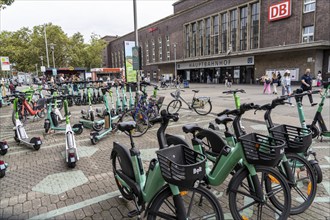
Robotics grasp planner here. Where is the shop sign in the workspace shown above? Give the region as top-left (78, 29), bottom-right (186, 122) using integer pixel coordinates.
top-left (269, 0), bottom-right (291, 22)
top-left (177, 56), bottom-right (254, 70)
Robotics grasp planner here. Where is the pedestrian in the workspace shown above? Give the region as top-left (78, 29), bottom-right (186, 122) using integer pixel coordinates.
top-left (281, 70), bottom-right (294, 106)
top-left (316, 71), bottom-right (322, 87)
top-left (271, 72), bottom-right (278, 94)
top-left (277, 71), bottom-right (282, 87)
top-left (262, 73), bottom-right (271, 94)
top-left (224, 72), bottom-right (229, 87)
top-left (9, 82), bottom-right (15, 94)
top-left (227, 74), bottom-right (233, 88)
top-left (301, 68), bottom-right (317, 106)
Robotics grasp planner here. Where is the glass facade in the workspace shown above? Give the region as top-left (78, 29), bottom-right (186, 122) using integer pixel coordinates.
top-left (304, 0), bottom-right (316, 13)
top-left (192, 23), bottom-right (197, 57)
top-left (151, 39), bottom-right (155, 63)
top-left (198, 20), bottom-right (204, 56)
top-left (250, 2), bottom-right (259, 49)
top-left (185, 25), bottom-right (190, 57)
top-left (230, 9), bottom-right (237, 52)
top-left (158, 37), bottom-right (163, 62)
top-left (205, 18), bottom-right (211, 55)
top-left (166, 35), bottom-right (170, 61)
top-left (213, 15), bottom-right (219, 54)
top-left (221, 13), bottom-right (228, 53)
top-left (240, 7), bottom-right (248, 51)
top-left (145, 41), bottom-right (149, 64)
top-left (302, 26), bottom-right (314, 42)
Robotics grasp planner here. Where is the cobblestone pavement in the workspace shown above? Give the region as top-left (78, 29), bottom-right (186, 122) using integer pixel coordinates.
top-left (0, 83), bottom-right (329, 219)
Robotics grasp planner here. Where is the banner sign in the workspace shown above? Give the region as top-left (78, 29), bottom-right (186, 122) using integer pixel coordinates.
top-left (177, 56), bottom-right (254, 70)
top-left (124, 41), bottom-right (137, 83)
top-left (0, 57), bottom-right (11, 71)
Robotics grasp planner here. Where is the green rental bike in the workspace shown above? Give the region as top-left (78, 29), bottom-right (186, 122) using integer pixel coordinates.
top-left (170, 103), bottom-right (291, 220)
top-left (111, 111), bottom-right (224, 219)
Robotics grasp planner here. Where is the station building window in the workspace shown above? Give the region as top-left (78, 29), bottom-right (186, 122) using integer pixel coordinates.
top-left (250, 2), bottom-right (259, 49)
top-left (205, 18), bottom-right (211, 55)
top-left (166, 35), bottom-right (170, 61)
top-left (213, 15), bottom-right (219, 54)
top-left (304, 0), bottom-right (316, 13)
top-left (302, 26), bottom-right (314, 43)
top-left (230, 9), bottom-right (238, 52)
top-left (192, 23), bottom-right (197, 57)
top-left (240, 6), bottom-right (248, 51)
top-left (198, 20), bottom-right (204, 56)
top-left (145, 41), bottom-right (149, 64)
top-left (151, 39), bottom-right (155, 63)
top-left (221, 13), bottom-right (228, 53)
top-left (158, 37), bottom-right (163, 62)
top-left (185, 25), bottom-right (191, 58)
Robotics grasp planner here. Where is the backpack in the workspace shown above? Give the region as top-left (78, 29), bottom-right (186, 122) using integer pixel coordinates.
top-left (265, 79), bottom-right (271, 84)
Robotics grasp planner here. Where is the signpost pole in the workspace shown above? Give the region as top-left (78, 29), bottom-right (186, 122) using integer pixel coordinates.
top-left (133, 0), bottom-right (140, 101)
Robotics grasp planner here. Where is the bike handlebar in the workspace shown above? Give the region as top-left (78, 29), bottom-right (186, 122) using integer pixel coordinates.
top-left (218, 103), bottom-right (255, 117)
top-left (223, 89), bottom-right (246, 94)
top-left (149, 110), bottom-right (179, 124)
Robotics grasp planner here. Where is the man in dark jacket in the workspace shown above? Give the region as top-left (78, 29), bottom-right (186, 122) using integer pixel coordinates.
top-left (301, 68), bottom-right (317, 106)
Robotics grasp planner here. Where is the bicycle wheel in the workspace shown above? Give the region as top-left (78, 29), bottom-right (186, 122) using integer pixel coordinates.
top-left (192, 99), bottom-right (212, 115)
top-left (147, 104), bottom-right (159, 120)
top-left (167, 100), bottom-right (182, 114)
top-left (120, 109), bottom-right (149, 137)
top-left (229, 166), bottom-right (291, 220)
top-left (147, 185), bottom-right (224, 220)
top-left (268, 153), bottom-right (317, 215)
top-left (37, 108), bottom-right (46, 118)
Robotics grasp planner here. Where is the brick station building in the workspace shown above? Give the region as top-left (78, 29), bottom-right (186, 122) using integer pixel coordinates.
top-left (103, 0), bottom-right (330, 84)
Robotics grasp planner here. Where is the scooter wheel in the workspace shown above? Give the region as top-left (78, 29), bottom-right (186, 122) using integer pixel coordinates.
top-left (0, 170), bottom-right (5, 178)
top-left (92, 123), bottom-right (103, 132)
top-left (0, 149), bottom-right (8, 155)
top-left (91, 137), bottom-right (98, 145)
top-left (68, 161), bottom-right (76, 168)
top-left (73, 124), bottom-right (83, 135)
top-left (307, 125), bottom-right (320, 139)
top-left (33, 144), bottom-right (41, 151)
top-left (311, 163), bottom-right (323, 183)
top-left (14, 132), bottom-right (20, 143)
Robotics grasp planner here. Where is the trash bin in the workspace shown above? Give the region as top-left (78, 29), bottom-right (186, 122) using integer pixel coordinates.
top-left (183, 80), bottom-right (189, 88)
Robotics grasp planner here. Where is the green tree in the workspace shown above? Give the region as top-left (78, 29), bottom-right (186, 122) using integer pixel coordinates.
top-left (0, 23), bottom-right (106, 73)
top-left (0, 0), bottom-right (15, 6)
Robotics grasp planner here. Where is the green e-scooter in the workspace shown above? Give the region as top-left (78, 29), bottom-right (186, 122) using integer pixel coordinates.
top-left (90, 87), bottom-right (121, 145)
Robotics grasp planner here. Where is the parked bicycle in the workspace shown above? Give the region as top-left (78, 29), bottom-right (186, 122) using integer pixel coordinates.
top-left (167, 88), bottom-right (212, 115)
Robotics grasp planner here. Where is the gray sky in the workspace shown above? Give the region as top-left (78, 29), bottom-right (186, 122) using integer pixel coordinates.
top-left (1, 0), bottom-right (176, 42)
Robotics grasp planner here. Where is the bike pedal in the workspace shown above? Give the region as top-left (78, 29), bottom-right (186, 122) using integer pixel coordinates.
top-left (127, 209), bottom-right (140, 218)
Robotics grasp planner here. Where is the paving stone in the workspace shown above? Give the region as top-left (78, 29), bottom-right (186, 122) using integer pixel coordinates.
top-left (91, 204), bottom-right (102, 214)
top-left (47, 203), bottom-right (57, 212)
top-left (56, 201), bottom-right (66, 209)
top-left (32, 198), bottom-right (41, 210)
top-left (65, 198), bottom-right (75, 206)
top-left (82, 206), bottom-right (94, 217)
top-left (8, 196), bottom-right (18, 206)
top-left (91, 213), bottom-right (103, 220)
top-left (101, 210), bottom-right (113, 219)
top-left (64, 211), bottom-right (75, 220)
top-left (18, 194), bottom-right (27, 204)
top-left (41, 196), bottom-right (51, 206)
top-left (50, 195), bottom-right (60, 204)
top-left (0, 198), bottom-right (9, 208)
top-left (109, 207), bottom-right (122, 219)
top-left (38, 206), bottom-right (47, 215)
top-left (74, 209), bottom-right (86, 220)
top-left (22, 200), bottom-right (32, 213)
top-left (13, 203), bottom-right (23, 215)
top-left (99, 200), bottom-right (111, 211)
top-left (3, 206), bottom-right (13, 217)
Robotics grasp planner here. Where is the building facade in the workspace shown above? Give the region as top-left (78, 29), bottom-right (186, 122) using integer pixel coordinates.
top-left (107, 0), bottom-right (330, 84)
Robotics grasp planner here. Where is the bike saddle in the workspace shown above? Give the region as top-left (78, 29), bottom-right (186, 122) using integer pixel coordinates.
top-left (182, 123), bottom-right (202, 134)
top-left (192, 90), bottom-right (199, 93)
top-left (117, 121), bottom-right (136, 133)
top-left (215, 115), bottom-right (233, 125)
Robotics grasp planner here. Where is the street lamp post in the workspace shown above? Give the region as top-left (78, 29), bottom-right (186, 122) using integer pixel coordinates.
top-left (44, 24), bottom-right (50, 68)
top-left (35, 64), bottom-right (38, 76)
top-left (173, 43), bottom-right (177, 79)
top-left (49, 43), bottom-right (56, 68)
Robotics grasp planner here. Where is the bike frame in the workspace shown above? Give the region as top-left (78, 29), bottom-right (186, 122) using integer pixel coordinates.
top-left (311, 84), bottom-right (329, 136)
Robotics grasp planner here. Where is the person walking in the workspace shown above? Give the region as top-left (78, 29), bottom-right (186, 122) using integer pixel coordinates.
top-left (224, 72), bottom-right (229, 87)
top-left (277, 71), bottom-right (282, 87)
top-left (227, 74), bottom-right (233, 88)
top-left (282, 70), bottom-right (294, 106)
top-left (301, 68), bottom-right (317, 106)
top-left (271, 72), bottom-right (278, 94)
top-left (316, 71), bottom-right (322, 87)
top-left (262, 73), bottom-right (271, 94)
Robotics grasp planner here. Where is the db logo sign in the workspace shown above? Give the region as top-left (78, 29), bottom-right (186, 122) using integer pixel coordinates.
top-left (269, 0), bottom-right (291, 22)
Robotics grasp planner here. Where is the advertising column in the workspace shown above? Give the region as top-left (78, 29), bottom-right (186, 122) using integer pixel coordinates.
top-left (123, 41), bottom-right (137, 83)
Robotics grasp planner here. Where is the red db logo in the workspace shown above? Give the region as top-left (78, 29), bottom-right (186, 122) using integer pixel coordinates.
top-left (269, 0), bottom-right (291, 22)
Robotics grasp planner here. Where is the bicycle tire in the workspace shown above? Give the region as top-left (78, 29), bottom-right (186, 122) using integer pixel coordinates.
top-left (311, 162), bottom-right (322, 184)
top-left (147, 185), bottom-right (224, 220)
top-left (167, 100), bottom-right (182, 114)
top-left (228, 166), bottom-right (291, 220)
top-left (120, 109), bottom-right (149, 137)
top-left (37, 108), bottom-right (46, 119)
top-left (192, 99), bottom-right (212, 115)
top-left (267, 153), bottom-right (317, 215)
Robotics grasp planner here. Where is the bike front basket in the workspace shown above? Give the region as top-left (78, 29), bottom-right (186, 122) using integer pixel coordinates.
top-left (269, 124), bottom-right (312, 153)
top-left (156, 144), bottom-right (206, 188)
top-left (239, 133), bottom-right (285, 167)
top-left (170, 90), bottom-right (180, 99)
